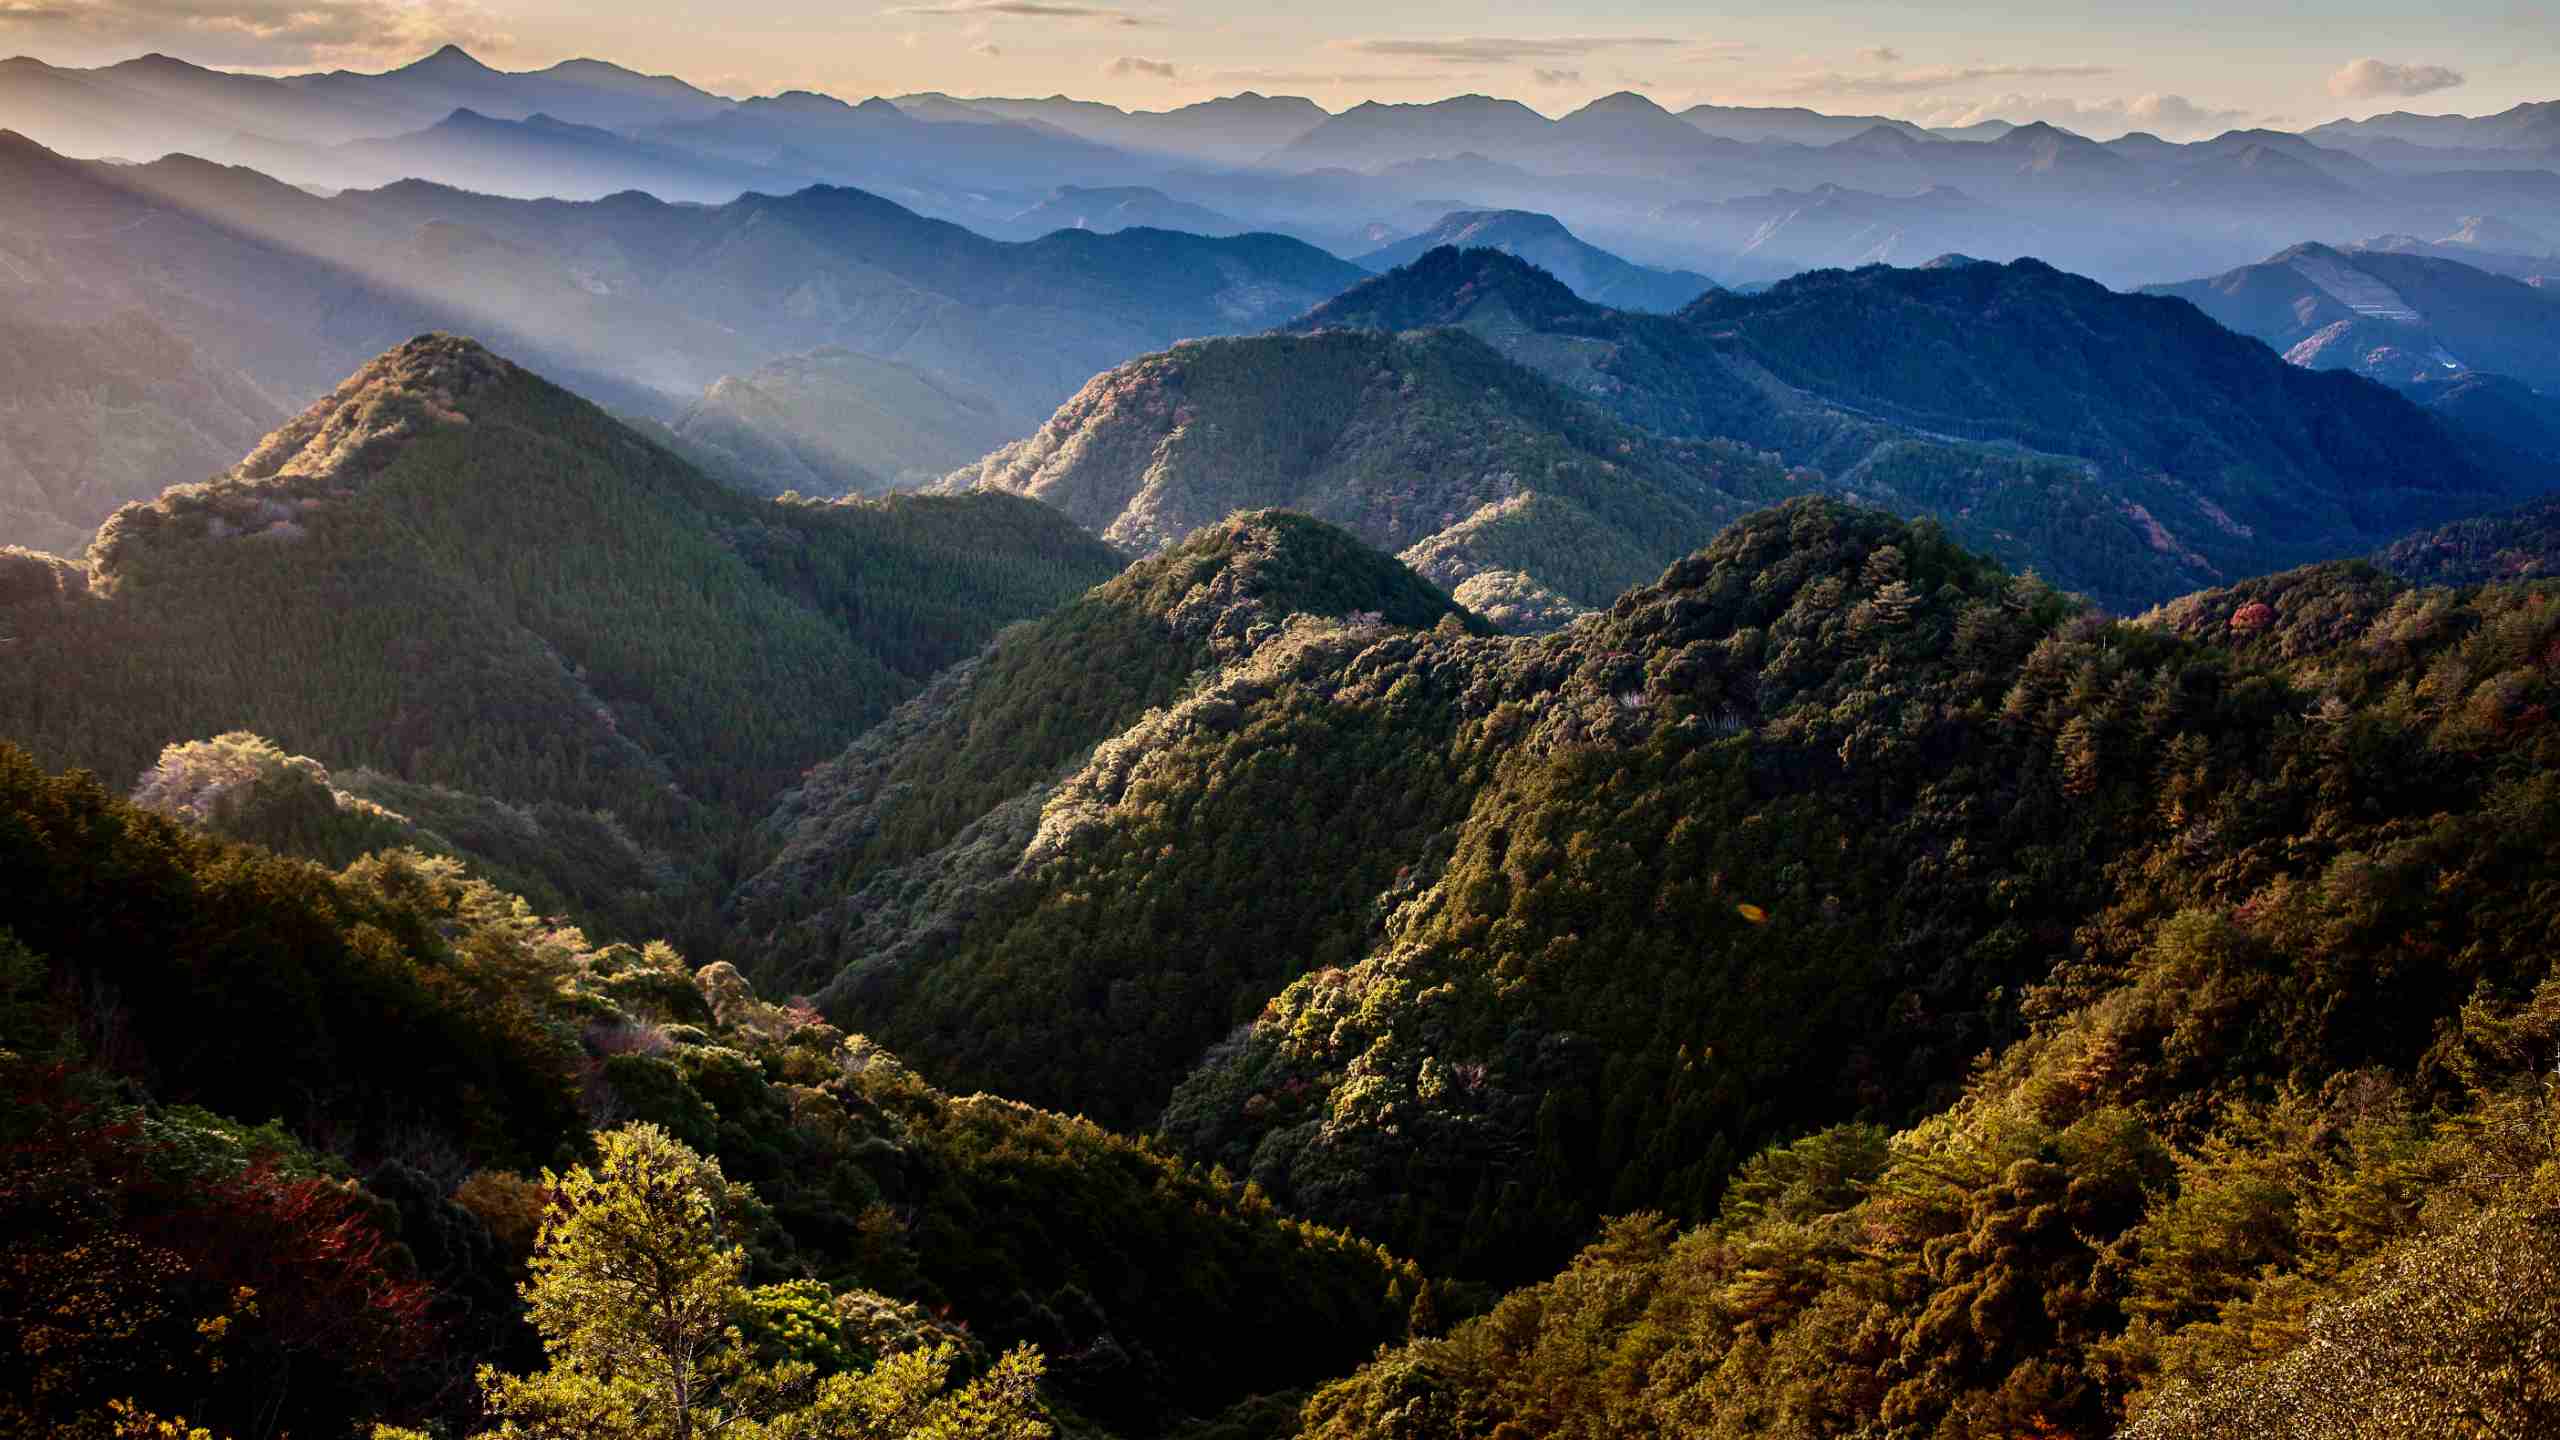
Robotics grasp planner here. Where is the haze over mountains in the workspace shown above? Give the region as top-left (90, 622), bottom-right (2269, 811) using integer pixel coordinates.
top-left (8, 26), bottom-right (2560, 1440)
top-left (8, 45), bottom-right (2560, 290)
top-left (0, 127), bottom-right (1359, 540)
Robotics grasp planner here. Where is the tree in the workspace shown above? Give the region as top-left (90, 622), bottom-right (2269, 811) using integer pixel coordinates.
top-left (396, 1122), bottom-right (1049, 1440)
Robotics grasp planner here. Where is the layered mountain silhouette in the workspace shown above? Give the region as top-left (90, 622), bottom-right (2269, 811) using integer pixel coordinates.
top-left (991, 185), bottom-right (1247, 240)
top-left (936, 326), bottom-right (1782, 628)
top-left (0, 131), bottom-right (1362, 534)
top-left (1355, 209), bottom-right (1717, 311)
top-left (671, 348), bottom-right (1015, 496)
top-left (5, 44), bottom-right (2558, 299)
top-left (1274, 246), bottom-right (2544, 607)
top-left (2149, 241), bottom-right (2560, 389)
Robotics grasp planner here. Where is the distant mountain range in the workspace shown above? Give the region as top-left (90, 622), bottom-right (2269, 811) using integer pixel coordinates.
top-left (4, 45), bottom-right (2559, 292)
top-left (921, 244), bottom-right (2549, 619)
top-left (2307, 100), bottom-right (2560, 154)
top-left (1354, 209), bottom-right (1717, 311)
top-left (0, 130), bottom-right (1360, 540)
top-left (2148, 241), bottom-right (2560, 390)
top-left (987, 185), bottom-right (1248, 241)
top-left (669, 348), bottom-right (1016, 497)
top-left (1274, 247), bottom-right (2545, 608)
top-left (937, 325), bottom-right (1778, 628)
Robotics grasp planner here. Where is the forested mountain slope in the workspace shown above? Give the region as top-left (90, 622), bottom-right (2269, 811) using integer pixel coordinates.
top-left (741, 494), bottom-right (2560, 1337)
top-left (937, 327), bottom-right (1793, 629)
top-left (0, 742), bottom-right (1424, 1440)
top-left (1292, 247), bottom-right (2549, 609)
top-left (0, 336), bottom-right (1119, 926)
top-left (1296, 550), bottom-right (2560, 1439)
top-left (737, 511), bottom-right (1488, 1011)
top-left (2374, 489), bottom-right (2560, 584)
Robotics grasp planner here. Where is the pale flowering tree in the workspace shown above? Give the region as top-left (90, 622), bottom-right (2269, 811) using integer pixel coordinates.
top-left (130, 731), bottom-right (332, 827)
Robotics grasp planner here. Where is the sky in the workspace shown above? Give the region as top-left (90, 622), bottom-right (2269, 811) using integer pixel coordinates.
top-left (2, 0), bottom-right (2555, 137)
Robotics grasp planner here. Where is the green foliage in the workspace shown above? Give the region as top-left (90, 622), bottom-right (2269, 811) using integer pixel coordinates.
top-left (453, 1121), bottom-right (1054, 1440)
top-left (0, 740), bottom-right (1425, 1438)
top-left (2375, 491), bottom-right (2560, 588)
top-left (949, 325), bottom-right (1791, 623)
top-left (0, 337), bottom-right (1119, 943)
top-left (1289, 526), bottom-right (2560, 1437)
top-left (0, 742), bottom-right (590, 1169)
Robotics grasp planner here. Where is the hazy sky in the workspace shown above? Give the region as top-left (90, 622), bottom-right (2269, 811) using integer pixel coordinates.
top-left (4, 0), bottom-right (2555, 137)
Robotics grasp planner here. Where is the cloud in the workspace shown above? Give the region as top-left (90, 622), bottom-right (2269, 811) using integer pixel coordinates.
top-left (2326, 57), bottom-right (2464, 100)
top-left (1532, 67), bottom-right (1580, 86)
top-left (2122, 93), bottom-right (2253, 134)
top-left (1900, 90), bottom-right (2251, 140)
top-left (1775, 61), bottom-right (2113, 97)
top-left (887, 0), bottom-right (1149, 25)
top-left (1859, 46), bottom-right (1901, 64)
top-left (973, 40), bottom-right (1000, 55)
top-left (1341, 34), bottom-right (1679, 65)
top-left (1108, 55), bottom-right (1174, 79)
top-left (0, 0), bottom-right (511, 68)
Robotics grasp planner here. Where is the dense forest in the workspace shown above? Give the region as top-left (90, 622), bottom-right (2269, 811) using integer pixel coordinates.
top-left (8, 322), bottom-right (2559, 1440)
top-left (939, 326), bottom-right (1805, 629)
top-left (1297, 553), bottom-right (2560, 1438)
top-left (744, 492), bottom-right (2560, 1325)
top-left (0, 335), bottom-right (1121, 939)
top-left (0, 742), bottom-right (1424, 1439)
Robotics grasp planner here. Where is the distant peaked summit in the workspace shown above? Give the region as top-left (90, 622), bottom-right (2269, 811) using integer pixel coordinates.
top-left (1574, 89), bottom-right (1671, 114)
top-left (401, 43), bottom-right (496, 73)
top-left (1992, 119), bottom-right (2128, 171)
top-left (2159, 141), bottom-right (2358, 203)
top-left (1832, 122), bottom-right (1943, 155)
top-left (1354, 214), bottom-right (1718, 313)
top-left (2446, 214), bottom-right (2551, 254)
top-left (2144, 242), bottom-right (2560, 390)
top-left (997, 183), bottom-right (1245, 239)
top-left (1678, 101), bottom-right (1931, 145)
top-left (1389, 208), bottom-right (1571, 243)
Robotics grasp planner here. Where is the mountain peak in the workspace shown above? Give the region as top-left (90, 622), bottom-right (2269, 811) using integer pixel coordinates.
top-left (1579, 89), bottom-right (1670, 114)
top-left (1098, 508), bottom-right (1475, 644)
top-left (410, 43), bottom-right (495, 72)
top-left (233, 334), bottom-right (518, 488)
top-left (1298, 243), bottom-right (1605, 334)
top-left (1432, 208), bottom-right (1573, 240)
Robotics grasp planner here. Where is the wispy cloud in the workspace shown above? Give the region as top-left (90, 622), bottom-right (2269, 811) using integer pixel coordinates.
top-left (1108, 54), bottom-right (1174, 79)
top-left (1859, 46), bottom-right (1901, 64)
top-left (1776, 62), bottom-right (2114, 97)
top-left (1901, 90), bottom-right (2250, 140)
top-left (2326, 57), bottom-right (2464, 100)
top-left (0, 0), bottom-right (511, 68)
top-left (886, 0), bottom-right (1150, 26)
top-left (1341, 34), bottom-right (1680, 66)
top-left (1532, 67), bottom-right (1580, 86)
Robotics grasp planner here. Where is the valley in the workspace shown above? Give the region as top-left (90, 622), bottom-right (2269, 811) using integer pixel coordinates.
top-left (4, 28), bottom-right (2559, 1440)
